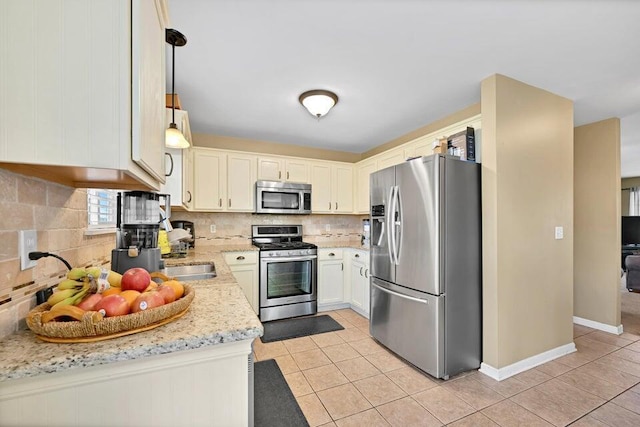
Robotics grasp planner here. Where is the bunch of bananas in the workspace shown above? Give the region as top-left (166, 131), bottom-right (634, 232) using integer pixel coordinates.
top-left (46, 267), bottom-right (123, 309)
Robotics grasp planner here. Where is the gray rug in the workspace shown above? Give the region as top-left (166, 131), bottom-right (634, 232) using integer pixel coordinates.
top-left (261, 315), bottom-right (344, 343)
top-left (254, 359), bottom-right (308, 427)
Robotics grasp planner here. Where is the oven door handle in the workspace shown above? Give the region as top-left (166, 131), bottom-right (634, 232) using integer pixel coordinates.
top-left (260, 255), bottom-right (318, 263)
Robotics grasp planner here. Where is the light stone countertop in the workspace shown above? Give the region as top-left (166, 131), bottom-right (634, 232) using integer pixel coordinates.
top-left (314, 241), bottom-right (370, 251)
top-left (0, 249), bottom-right (262, 382)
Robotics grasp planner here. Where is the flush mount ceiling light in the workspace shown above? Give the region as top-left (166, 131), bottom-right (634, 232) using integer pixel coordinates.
top-left (299, 90), bottom-right (339, 119)
top-left (166, 28), bottom-right (189, 149)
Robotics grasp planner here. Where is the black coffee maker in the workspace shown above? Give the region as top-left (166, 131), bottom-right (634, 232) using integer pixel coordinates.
top-left (111, 191), bottom-right (171, 273)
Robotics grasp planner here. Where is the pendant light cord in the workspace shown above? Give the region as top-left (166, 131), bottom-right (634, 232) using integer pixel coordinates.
top-left (171, 41), bottom-right (176, 124)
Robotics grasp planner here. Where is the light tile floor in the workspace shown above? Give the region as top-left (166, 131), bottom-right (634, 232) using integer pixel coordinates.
top-left (253, 309), bottom-right (640, 426)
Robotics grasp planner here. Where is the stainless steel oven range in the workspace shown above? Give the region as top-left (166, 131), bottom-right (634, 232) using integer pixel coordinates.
top-left (252, 225), bottom-right (317, 322)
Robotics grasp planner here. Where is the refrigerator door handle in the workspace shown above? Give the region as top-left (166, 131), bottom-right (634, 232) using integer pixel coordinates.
top-left (372, 282), bottom-right (428, 305)
top-left (394, 185), bottom-right (402, 264)
top-left (389, 185), bottom-right (398, 264)
top-left (387, 186), bottom-right (396, 264)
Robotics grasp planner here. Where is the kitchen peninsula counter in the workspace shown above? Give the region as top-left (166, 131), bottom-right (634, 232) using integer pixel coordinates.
top-left (0, 248), bottom-right (262, 427)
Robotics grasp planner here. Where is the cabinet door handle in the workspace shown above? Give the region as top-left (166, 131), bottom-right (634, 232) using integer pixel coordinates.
top-left (360, 266), bottom-right (364, 276)
top-left (165, 152), bottom-right (174, 177)
top-left (279, 171), bottom-right (281, 179)
top-left (328, 252), bottom-right (335, 257)
top-left (186, 191), bottom-right (192, 203)
top-left (328, 202), bottom-right (331, 210)
top-left (228, 199), bottom-right (231, 207)
top-left (355, 253), bottom-right (360, 258)
top-left (219, 198), bottom-right (222, 207)
top-left (237, 256), bottom-right (245, 260)
top-left (335, 202), bottom-right (338, 210)
top-left (364, 268), bottom-right (369, 278)
top-left (287, 171), bottom-right (289, 180)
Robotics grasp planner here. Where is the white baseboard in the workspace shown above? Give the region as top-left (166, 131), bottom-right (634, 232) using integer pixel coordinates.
top-left (479, 342), bottom-right (576, 381)
top-left (573, 316), bottom-right (623, 335)
top-left (317, 302), bottom-right (351, 312)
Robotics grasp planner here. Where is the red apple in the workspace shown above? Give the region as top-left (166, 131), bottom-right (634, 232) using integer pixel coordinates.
top-left (95, 294), bottom-right (130, 317)
top-left (156, 284), bottom-right (176, 304)
top-left (76, 293), bottom-right (103, 311)
top-left (131, 292), bottom-right (165, 313)
top-left (121, 268), bottom-right (152, 293)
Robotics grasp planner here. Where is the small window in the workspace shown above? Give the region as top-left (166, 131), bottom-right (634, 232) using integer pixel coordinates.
top-left (87, 189), bottom-right (118, 231)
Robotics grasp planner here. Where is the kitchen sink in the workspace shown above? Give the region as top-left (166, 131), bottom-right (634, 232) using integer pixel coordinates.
top-left (161, 263), bottom-right (216, 281)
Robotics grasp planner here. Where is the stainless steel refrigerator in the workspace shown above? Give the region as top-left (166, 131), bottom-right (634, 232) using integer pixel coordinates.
top-left (369, 154), bottom-right (481, 380)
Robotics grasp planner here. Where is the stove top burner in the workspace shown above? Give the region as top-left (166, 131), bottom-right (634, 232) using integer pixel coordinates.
top-left (253, 241), bottom-right (317, 251)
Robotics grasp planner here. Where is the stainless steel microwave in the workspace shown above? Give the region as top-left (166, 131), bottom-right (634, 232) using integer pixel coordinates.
top-left (255, 180), bottom-right (312, 214)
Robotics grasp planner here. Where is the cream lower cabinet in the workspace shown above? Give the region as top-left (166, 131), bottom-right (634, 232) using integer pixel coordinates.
top-left (0, 340), bottom-right (252, 427)
top-left (310, 162), bottom-right (354, 213)
top-left (192, 148), bottom-right (256, 212)
top-left (224, 252), bottom-right (259, 314)
top-left (349, 250), bottom-right (370, 318)
top-left (317, 249), bottom-right (350, 310)
top-left (0, 0), bottom-right (168, 190)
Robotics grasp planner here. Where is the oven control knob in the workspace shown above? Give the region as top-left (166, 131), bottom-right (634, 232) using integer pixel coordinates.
top-left (288, 251), bottom-right (293, 256)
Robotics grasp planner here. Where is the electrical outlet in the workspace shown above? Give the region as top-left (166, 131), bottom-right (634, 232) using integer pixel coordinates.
top-left (555, 226), bottom-right (564, 240)
top-left (325, 224), bottom-right (331, 232)
top-left (19, 230), bottom-right (37, 270)
top-left (210, 224), bottom-right (216, 233)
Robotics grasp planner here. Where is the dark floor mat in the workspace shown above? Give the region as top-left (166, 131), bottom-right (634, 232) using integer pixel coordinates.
top-left (254, 359), bottom-right (309, 427)
top-left (261, 315), bottom-right (345, 343)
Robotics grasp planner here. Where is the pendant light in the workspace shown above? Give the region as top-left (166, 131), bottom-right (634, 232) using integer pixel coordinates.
top-left (165, 29), bottom-right (189, 149)
top-left (299, 90), bottom-right (339, 118)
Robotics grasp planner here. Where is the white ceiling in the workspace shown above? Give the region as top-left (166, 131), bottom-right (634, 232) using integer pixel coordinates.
top-left (167, 0), bottom-right (640, 176)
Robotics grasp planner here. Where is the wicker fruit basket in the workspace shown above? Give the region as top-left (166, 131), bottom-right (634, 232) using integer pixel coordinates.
top-left (26, 285), bottom-right (195, 343)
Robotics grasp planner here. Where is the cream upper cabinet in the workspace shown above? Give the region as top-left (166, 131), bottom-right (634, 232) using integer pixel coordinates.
top-left (257, 156), bottom-right (309, 183)
top-left (407, 137), bottom-right (436, 158)
top-left (192, 148), bottom-right (256, 212)
top-left (193, 149), bottom-right (226, 211)
top-left (227, 153), bottom-right (257, 211)
top-left (182, 148), bottom-right (194, 210)
top-left (160, 109), bottom-right (193, 207)
top-left (376, 148), bottom-right (406, 171)
top-left (131, 0), bottom-right (166, 182)
top-left (309, 162), bottom-right (353, 213)
top-left (334, 164), bottom-right (354, 213)
top-left (0, 0), bottom-right (169, 190)
top-left (355, 159), bottom-right (377, 214)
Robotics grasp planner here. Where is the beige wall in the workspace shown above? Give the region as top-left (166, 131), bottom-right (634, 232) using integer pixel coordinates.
top-left (574, 119), bottom-right (621, 327)
top-left (0, 168), bottom-right (114, 339)
top-left (481, 74), bottom-right (574, 369)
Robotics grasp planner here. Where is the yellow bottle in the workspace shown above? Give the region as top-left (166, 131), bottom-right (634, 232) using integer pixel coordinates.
top-left (158, 230), bottom-right (171, 255)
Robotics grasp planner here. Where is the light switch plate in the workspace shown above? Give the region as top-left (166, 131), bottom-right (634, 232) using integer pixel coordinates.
top-left (19, 230), bottom-right (37, 270)
top-left (554, 226), bottom-right (564, 240)
top-left (210, 224), bottom-right (216, 233)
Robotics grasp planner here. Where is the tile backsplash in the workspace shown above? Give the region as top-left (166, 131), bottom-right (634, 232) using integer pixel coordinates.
top-left (0, 168), bottom-right (114, 338)
top-left (170, 211), bottom-right (367, 246)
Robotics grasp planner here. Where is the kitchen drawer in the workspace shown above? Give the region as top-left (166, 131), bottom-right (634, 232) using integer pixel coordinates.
top-left (319, 249), bottom-right (343, 261)
top-left (350, 250), bottom-right (369, 263)
top-left (223, 251), bottom-right (258, 266)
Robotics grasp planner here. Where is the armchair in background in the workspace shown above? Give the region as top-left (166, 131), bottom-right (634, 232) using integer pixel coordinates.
top-left (626, 255), bottom-right (640, 292)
